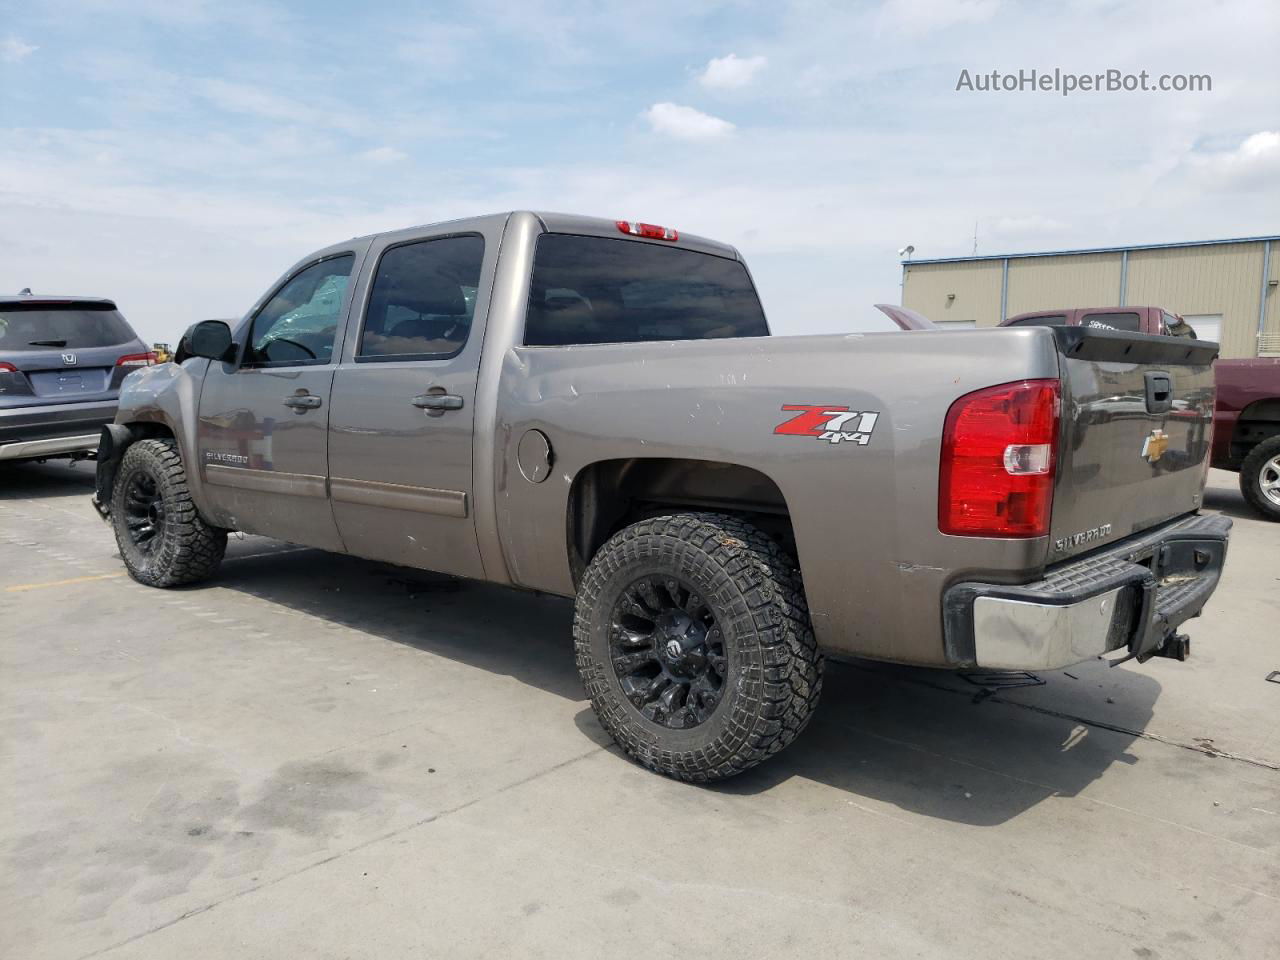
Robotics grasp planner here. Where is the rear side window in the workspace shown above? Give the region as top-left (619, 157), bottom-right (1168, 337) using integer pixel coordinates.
top-left (0, 304), bottom-right (136, 351)
top-left (1007, 314), bottom-right (1068, 327)
top-left (1082, 312), bottom-right (1142, 332)
top-left (246, 254), bottom-right (354, 366)
top-left (359, 235), bottom-right (484, 360)
top-left (524, 234), bottom-right (768, 346)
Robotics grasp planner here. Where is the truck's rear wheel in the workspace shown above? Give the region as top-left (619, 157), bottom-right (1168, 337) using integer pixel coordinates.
top-left (574, 512), bottom-right (823, 782)
top-left (111, 438), bottom-right (226, 586)
top-left (1239, 435), bottom-right (1280, 522)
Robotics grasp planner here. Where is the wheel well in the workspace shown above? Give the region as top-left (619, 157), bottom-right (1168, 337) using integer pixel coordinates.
top-left (1230, 398), bottom-right (1280, 463)
top-left (567, 458), bottom-right (795, 584)
top-left (95, 421), bottom-right (177, 511)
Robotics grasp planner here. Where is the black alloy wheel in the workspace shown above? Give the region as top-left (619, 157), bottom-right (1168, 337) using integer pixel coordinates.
top-left (122, 470), bottom-right (167, 553)
top-left (609, 574), bottom-right (727, 729)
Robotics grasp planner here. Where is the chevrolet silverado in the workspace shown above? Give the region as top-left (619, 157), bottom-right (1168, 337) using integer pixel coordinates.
top-left (92, 212), bottom-right (1231, 781)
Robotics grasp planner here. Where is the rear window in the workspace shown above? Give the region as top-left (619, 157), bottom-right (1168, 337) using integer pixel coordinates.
top-left (0, 304), bottom-right (137, 351)
top-left (1082, 312), bottom-right (1142, 332)
top-left (523, 234), bottom-right (768, 346)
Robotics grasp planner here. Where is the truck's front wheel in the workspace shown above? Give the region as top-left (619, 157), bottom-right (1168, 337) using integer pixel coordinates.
top-left (574, 513), bottom-right (823, 782)
top-left (111, 438), bottom-right (227, 586)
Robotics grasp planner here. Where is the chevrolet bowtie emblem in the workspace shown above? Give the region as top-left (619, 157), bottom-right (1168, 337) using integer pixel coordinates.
top-left (1142, 428), bottom-right (1170, 463)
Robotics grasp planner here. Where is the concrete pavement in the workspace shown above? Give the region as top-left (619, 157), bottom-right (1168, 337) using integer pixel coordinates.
top-left (1, 462), bottom-right (1276, 959)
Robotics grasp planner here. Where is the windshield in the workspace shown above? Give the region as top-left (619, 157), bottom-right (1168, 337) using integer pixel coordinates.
top-left (0, 305), bottom-right (137, 351)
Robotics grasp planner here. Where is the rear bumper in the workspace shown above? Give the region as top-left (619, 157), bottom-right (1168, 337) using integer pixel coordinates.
top-left (0, 400), bottom-right (117, 460)
top-left (944, 513), bottom-right (1232, 671)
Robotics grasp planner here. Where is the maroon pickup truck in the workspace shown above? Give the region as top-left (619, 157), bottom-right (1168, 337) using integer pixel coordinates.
top-left (1002, 306), bottom-right (1196, 337)
top-left (1212, 358), bottom-right (1280, 520)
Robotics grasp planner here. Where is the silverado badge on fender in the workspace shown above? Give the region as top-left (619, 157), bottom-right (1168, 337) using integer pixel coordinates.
top-left (1142, 428), bottom-right (1170, 463)
top-left (774, 405), bottom-right (880, 445)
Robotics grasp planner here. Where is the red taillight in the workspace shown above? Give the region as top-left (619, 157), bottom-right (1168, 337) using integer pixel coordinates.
top-left (939, 379), bottom-right (1060, 538)
top-left (115, 352), bottom-right (156, 368)
top-left (0, 362), bottom-right (16, 373)
top-left (616, 220), bottom-right (678, 242)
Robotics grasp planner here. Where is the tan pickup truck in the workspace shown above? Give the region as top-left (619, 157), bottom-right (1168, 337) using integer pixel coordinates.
top-left (93, 212), bottom-right (1230, 781)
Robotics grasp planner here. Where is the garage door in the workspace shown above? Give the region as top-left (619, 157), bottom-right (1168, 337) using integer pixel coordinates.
top-left (1184, 314), bottom-right (1222, 343)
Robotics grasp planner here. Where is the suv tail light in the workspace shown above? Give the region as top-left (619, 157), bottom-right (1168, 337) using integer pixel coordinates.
top-left (0, 362), bottom-right (17, 373)
top-left (115, 352), bottom-right (157, 368)
top-left (939, 379), bottom-right (1060, 538)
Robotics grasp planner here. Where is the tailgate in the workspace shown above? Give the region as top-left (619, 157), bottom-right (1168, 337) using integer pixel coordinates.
top-left (1048, 328), bottom-right (1217, 562)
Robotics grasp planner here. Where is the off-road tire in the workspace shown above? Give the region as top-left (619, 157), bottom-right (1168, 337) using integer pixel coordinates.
top-left (574, 512), bottom-right (823, 782)
top-left (111, 438), bottom-right (227, 586)
top-left (1239, 435), bottom-right (1280, 522)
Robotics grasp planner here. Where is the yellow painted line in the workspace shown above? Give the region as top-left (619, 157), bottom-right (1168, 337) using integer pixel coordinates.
top-left (5, 572), bottom-right (125, 593)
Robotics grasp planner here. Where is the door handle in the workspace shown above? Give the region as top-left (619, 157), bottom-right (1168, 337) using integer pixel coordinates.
top-left (283, 393), bottom-right (323, 410)
top-left (412, 393), bottom-right (464, 412)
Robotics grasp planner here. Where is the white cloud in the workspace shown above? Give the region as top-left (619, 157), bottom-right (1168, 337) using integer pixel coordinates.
top-left (1, 36), bottom-right (38, 63)
top-left (642, 102), bottom-right (734, 140)
top-left (195, 78), bottom-right (364, 133)
top-left (879, 0), bottom-right (1001, 34)
top-left (698, 53), bottom-right (767, 90)
top-left (1182, 131), bottom-right (1280, 192)
top-left (359, 146), bottom-right (408, 164)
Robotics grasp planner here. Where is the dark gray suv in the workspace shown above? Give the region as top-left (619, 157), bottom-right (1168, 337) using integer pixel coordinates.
top-left (0, 294), bottom-right (154, 463)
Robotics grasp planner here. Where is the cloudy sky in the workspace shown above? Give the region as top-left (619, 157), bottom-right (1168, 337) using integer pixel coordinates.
top-left (2, 0), bottom-right (1278, 343)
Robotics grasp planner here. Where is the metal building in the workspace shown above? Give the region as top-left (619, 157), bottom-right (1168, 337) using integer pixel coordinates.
top-left (900, 235), bottom-right (1279, 358)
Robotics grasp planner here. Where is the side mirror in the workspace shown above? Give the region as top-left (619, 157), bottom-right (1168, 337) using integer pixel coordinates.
top-left (187, 320), bottom-right (235, 362)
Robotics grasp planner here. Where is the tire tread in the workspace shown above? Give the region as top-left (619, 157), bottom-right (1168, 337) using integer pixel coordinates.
top-left (574, 512), bottom-right (823, 782)
top-left (111, 438), bottom-right (226, 586)
top-left (1238, 435), bottom-right (1280, 522)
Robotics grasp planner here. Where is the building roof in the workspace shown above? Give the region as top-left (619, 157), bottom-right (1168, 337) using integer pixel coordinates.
top-left (903, 234), bottom-right (1280, 266)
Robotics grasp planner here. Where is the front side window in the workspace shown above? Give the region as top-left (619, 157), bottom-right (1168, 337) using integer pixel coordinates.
top-left (245, 254), bottom-right (354, 366)
top-left (359, 235), bottom-right (485, 360)
top-left (524, 234), bottom-right (769, 346)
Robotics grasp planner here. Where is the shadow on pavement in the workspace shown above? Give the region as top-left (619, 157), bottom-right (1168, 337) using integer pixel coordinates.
top-left (705, 659), bottom-right (1157, 826)
top-left (1201, 482), bottom-right (1259, 523)
top-left (0, 459), bottom-right (97, 500)
top-left (214, 546), bottom-right (585, 702)
top-left (212, 545), bottom-right (1158, 827)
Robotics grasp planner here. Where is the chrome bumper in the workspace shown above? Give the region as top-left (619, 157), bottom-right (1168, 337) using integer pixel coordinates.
top-left (0, 433), bottom-right (101, 461)
top-left (944, 513), bottom-right (1232, 671)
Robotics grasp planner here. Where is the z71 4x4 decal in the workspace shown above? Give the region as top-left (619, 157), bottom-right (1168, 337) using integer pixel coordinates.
top-left (774, 405), bottom-right (880, 445)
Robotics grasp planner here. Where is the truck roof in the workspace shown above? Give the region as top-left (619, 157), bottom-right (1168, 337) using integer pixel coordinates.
top-left (1008, 306), bottom-right (1168, 316)
top-left (344, 211), bottom-right (741, 261)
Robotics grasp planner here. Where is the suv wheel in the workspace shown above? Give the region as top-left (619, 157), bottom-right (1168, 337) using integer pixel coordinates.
top-left (1239, 435), bottom-right (1280, 522)
top-left (574, 512), bottom-right (823, 782)
top-left (111, 438), bottom-right (227, 586)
